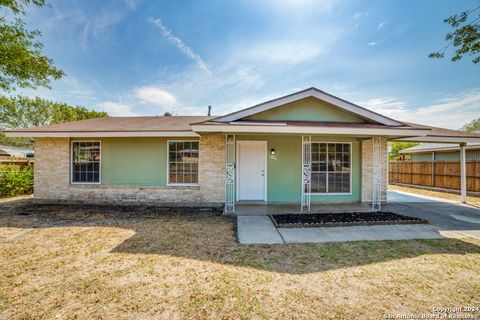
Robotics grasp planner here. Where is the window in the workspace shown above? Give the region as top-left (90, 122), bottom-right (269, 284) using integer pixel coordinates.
top-left (168, 141), bottom-right (199, 185)
top-left (311, 142), bottom-right (351, 194)
top-left (71, 141), bottom-right (101, 184)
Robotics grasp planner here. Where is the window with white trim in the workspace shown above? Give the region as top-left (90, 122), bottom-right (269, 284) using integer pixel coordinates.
top-left (311, 143), bottom-right (351, 193)
top-left (168, 141), bottom-right (199, 184)
top-left (71, 141), bottom-right (101, 183)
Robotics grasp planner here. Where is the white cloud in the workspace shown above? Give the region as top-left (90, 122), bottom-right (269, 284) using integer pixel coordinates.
top-left (368, 42), bottom-right (376, 46)
top-left (378, 22), bottom-right (385, 29)
top-left (135, 86), bottom-right (178, 106)
top-left (359, 90), bottom-right (480, 129)
top-left (97, 102), bottom-right (138, 116)
top-left (148, 18), bottom-right (211, 74)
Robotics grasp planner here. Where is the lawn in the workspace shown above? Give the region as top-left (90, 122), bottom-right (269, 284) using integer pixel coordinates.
top-left (389, 184), bottom-right (480, 207)
top-left (1, 200), bottom-right (479, 319)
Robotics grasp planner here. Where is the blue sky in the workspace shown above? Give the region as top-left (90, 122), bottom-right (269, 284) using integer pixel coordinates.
top-left (21, 0), bottom-right (480, 129)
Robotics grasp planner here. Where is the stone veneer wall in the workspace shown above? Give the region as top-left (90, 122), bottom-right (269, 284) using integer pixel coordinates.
top-left (361, 137), bottom-right (388, 203)
top-left (33, 134), bottom-right (226, 206)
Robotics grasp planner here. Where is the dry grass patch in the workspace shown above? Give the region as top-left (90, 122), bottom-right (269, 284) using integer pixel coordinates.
top-left (1, 200), bottom-right (479, 319)
top-left (389, 184), bottom-right (480, 207)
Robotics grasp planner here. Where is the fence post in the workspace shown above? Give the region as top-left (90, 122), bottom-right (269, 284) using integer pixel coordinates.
top-left (431, 152), bottom-right (435, 187)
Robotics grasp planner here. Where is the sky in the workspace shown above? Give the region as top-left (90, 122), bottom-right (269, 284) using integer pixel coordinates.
top-left (18, 0), bottom-right (480, 129)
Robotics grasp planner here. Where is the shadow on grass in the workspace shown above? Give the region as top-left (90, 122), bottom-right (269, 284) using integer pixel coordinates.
top-left (1, 200), bottom-right (479, 275)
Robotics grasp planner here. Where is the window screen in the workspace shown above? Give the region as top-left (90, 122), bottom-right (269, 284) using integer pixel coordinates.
top-left (168, 141), bottom-right (199, 184)
top-left (311, 143), bottom-right (350, 193)
top-left (71, 141), bottom-right (101, 183)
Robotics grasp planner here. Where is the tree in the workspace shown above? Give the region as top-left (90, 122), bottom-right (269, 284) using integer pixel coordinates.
top-left (388, 142), bottom-right (419, 160)
top-left (461, 118), bottom-right (480, 132)
top-left (0, 95), bottom-right (108, 148)
top-left (0, 0), bottom-right (65, 92)
top-left (429, 6), bottom-right (480, 64)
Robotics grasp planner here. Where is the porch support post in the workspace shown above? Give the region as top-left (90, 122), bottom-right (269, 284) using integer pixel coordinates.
top-left (225, 134), bottom-right (236, 213)
top-left (460, 142), bottom-right (467, 203)
top-left (301, 135), bottom-right (312, 213)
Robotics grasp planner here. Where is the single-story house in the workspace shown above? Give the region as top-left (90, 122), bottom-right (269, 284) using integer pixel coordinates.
top-left (400, 142), bottom-right (480, 161)
top-left (6, 88), bottom-right (480, 212)
top-left (0, 145), bottom-right (34, 158)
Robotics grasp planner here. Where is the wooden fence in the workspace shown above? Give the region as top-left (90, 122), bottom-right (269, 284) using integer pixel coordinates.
top-left (389, 160), bottom-right (480, 193)
top-left (0, 158), bottom-right (34, 169)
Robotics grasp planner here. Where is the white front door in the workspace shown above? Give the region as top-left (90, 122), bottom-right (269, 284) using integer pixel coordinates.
top-left (237, 141), bottom-right (267, 201)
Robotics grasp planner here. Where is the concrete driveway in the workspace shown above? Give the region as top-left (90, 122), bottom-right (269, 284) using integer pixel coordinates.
top-left (237, 190), bottom-right (480, 244)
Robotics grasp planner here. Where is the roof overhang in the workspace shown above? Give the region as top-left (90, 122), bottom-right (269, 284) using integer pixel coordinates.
top-left (393, 136), bottom-right (480, 143)
top-left (211, 88), bottom-right (404, 126)
top-left (400, 145), bottom-right (480, 154)
top-left (191, 124), bottom-right (430, 136)
top-left (4, 131), bottom-right (200, 138)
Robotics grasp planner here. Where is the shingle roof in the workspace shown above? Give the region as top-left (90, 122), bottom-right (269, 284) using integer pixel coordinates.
top-left (10, 116), bottom-right (216, 132)
top-left (400, 142), bottom-right (480, 154)
top-left (404, 122), bottom-right (480, 139)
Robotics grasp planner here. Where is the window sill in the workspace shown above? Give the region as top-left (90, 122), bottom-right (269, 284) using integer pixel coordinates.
top-left (310, 192), bottom-right (352, 196)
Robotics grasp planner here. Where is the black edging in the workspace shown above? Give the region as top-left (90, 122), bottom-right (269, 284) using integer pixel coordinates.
top-left (270, 211), bottom-right (428, 228)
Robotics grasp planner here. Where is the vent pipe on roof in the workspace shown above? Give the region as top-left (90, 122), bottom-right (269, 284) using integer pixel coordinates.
top-left (207, 105), bottom-right (211, 116)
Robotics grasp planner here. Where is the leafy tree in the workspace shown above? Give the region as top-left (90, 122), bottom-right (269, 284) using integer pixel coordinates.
top-left (460, 118), bottom-right (480, 132)
top-left (0, 0), bottom-right (65, 91)
top-left (388, 142), bottom-right (419, 160)
top-left (0, 95), bottom-right (108, 148)
top-left (429, 6), bottom-right (480, 64)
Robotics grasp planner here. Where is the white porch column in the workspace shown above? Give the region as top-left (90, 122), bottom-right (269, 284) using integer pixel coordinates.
top-left (460, 143), bottom-right (467, 203)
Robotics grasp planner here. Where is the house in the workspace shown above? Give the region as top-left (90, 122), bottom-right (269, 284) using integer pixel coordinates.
top-left (6, 88), bottom-right (480, 212)
top-left (400, 142), bottom-right (480, 161)
top-left (0, 145), bottom-right (34, 159)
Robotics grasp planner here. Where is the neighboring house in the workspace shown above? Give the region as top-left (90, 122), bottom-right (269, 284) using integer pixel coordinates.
top-left (6, 88), bottom-right (480, 212)
top-left (0, 145), bottom-right (34, 158)
top-left (400, 143), bottom-right (480, 161)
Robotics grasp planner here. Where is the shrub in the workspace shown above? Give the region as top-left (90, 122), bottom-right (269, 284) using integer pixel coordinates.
top-left (0, 166), bottom-right (34, 198)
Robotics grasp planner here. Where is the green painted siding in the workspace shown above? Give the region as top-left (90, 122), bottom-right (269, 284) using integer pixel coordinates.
top-left (246, 97), bottom-right (365, 123)
top-left (411, 150), bottom-right (480, 161)
top-left (411, 153), bottom-right (433, 161)
top-left (73, 137), bottom-right (197, 186)
top-left (101, 138), bottom-right (168, 186)
top-left (236, 135), bottom-right (361, 202)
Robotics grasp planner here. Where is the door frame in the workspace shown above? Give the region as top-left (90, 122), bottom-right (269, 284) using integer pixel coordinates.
top-left (236, 140), bottom-right (268, 202)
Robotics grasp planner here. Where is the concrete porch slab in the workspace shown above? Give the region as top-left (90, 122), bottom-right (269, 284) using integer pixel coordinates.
top-left (237, 216), bottom-right (283, 244)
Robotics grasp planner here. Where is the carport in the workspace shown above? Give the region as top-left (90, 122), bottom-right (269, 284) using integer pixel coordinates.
top-left (391, 123), bottom-right (480, 203)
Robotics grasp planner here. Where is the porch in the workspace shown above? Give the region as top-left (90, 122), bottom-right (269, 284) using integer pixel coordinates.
top-left (237, 190), bottom-right (480, 244)
top-left (235, 201), bottom-right (371, 216)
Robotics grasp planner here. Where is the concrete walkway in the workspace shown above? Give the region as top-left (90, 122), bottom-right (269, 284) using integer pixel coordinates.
top-left (237, 216), bottom-right (283, 244)
top-left (278, 224), bottom-right (459, 244)
top-left (237, 216), bottom-right (469, 245)
top-left (237, 190), bottom-right (480, 245)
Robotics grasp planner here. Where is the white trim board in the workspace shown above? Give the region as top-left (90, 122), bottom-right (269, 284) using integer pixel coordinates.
top-left (394, 136), bottom-right (480, 143)
top-left (212, 88), bottom-right (404, 126)
top-left (191, 124), bottom-right (430, 137)
top-left (5, 131), bottom-right (200, 138)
